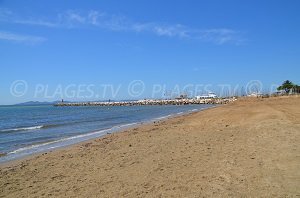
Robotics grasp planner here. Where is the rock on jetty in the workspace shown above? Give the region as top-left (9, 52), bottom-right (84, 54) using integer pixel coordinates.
top-left (54, 98), bottom-right (236, 107)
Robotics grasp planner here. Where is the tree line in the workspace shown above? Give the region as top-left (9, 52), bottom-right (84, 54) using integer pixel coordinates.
top-left (277, 80), bottom-right (300, 94)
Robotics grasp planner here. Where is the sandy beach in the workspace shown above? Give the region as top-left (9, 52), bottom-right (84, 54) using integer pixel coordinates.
top-left (0, 96), bottom-right (299, 197)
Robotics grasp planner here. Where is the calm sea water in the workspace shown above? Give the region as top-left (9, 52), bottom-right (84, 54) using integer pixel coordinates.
top-left (0, 104), bottom-right (214, 162)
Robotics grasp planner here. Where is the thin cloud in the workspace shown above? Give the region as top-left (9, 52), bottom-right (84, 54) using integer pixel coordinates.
top-left (14, 20), bottom-right (59, 28)
top-left (133, 23), bottom-right (190, 38)
top-left (196, 29), bottom-right (244, 45)
top-left (66, 11), bottom-right (86, 23)
top-left (0, 31), bottom-right (46, 44)
top-left (0, 9), bottom-right (245, 45)
top-left (132, 23), bottom-right (243, 45)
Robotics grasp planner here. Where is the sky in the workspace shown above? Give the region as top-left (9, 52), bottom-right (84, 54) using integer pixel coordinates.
top-left (1, 0), bottom-right (300, 105)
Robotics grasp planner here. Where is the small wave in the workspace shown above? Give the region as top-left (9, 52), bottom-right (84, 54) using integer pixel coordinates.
top-left (0, 125), bottom-right (44, 133)
top-left (8, 122), bottom-right (139, 155)
top-left (112, 123), bottom-right (138, 129)
top-left (8, 128), bottom-right (107, 155)
top-left (153, 115), bottom-right (172, 121)
top-left (8, 139), bottom-right (65, 154)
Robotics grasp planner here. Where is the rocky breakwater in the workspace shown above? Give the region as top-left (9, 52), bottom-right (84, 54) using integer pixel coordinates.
top-left (54, 98), bottom-right (237, 107)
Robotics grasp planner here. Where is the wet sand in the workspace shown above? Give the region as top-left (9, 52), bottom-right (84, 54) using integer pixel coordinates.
top-left (1, 96), bottom-right (299, 197)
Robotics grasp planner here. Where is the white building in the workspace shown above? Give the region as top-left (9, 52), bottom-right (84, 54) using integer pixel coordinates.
top-left (247, 92), bottom-right (263, 97)
top-left (196, 92), bottom-right (217, 99)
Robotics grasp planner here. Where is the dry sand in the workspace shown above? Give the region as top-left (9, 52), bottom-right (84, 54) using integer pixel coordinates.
top-left (1, 96), bottom-right (299, 197)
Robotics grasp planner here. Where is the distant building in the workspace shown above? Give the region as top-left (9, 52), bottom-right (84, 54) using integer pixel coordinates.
top-left (274, 90), bottom-right (285, 96)
top-left (175, 94), bottom-right (188, 100)
top-left (247, 92), bottom-right (263, 97)
top-left (196, 92), bottom-right (217, 99)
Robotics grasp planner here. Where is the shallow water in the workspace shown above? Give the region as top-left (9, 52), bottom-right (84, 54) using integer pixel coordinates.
top-left (0, 104), bottom-right (214, 162)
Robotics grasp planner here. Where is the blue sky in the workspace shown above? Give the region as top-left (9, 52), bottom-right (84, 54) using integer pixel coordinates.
top-left (1, 0), bottom-right (300, 104)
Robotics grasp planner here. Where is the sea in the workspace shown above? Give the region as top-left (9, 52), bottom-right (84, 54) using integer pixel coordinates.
top-left (0, 104), bottom-right (214, 163)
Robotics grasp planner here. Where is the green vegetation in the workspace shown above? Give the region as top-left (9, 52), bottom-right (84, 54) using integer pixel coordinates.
top-left (277, 80), bottom-right (300, 94)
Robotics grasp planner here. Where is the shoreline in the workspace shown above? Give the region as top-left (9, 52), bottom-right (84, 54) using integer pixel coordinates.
top-left (1, 96), bottom-right (299, 197)
top-left (0, 111), bottom-right (189, 168)
top-left (0, 104), bottom-right (218, 166)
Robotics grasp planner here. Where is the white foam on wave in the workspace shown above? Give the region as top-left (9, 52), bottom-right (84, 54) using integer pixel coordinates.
top-left (8, 122), bottom-right (139, 155)
top-left (0, 125), bottom-right (44, 133)
top-left (8, 128), bottom-right (110, 154)
top-left (153, 115), bottom-right (171, 121)
top-left (112, 122), bottom-right (138, 129)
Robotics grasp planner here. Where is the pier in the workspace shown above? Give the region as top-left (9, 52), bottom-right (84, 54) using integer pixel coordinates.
top-left (54, 98), bottom-right (236, 107)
